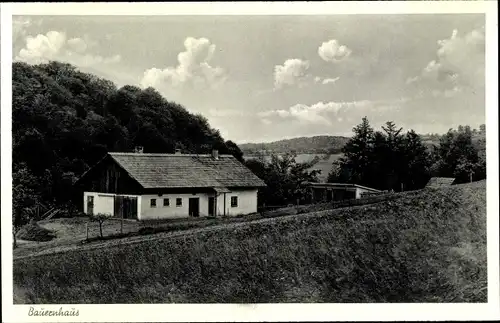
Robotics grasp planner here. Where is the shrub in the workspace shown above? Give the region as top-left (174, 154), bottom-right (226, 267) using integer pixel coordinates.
top-left (16, 222), bottom-right (56, 242)
top-left (90, 213), bottom-right (111, 238)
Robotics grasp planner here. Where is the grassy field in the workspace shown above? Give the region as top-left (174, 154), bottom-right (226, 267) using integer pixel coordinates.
top-left (13, 181), bottom-right (486, 303)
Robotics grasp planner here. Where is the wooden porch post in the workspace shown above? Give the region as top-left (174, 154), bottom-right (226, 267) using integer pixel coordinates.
top-left (120, 199), bottom-right (124, 235)
top-left (223, 192), bottom-right (226, 216)
top-left (214, 192), bottom-right (218, 217)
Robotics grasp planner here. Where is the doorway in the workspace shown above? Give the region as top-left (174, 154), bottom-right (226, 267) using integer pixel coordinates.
top-left (208, 197), bottom-right (215, 216)
top-left (86, 196), bottom-right (94, 216)
top-left (189, 198), bottom-right (200, 217)
top-left (114, 196), bottom-right (138, 219)
top-left (326, 189), bottom-right (333, 202)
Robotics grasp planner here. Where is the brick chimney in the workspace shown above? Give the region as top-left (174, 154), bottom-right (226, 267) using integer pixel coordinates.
top-left (212, 149), bottom-right (219, 160)
top-left (134, 146), bottom-right (144, 154)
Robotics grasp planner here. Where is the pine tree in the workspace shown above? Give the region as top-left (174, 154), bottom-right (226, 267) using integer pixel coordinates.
top-left (380, 121), bottom-right (405, 191)
top-left (332, 118), bottom-right (433, 191)
top-left (339, 116), bottom-right (375, 185)
top-left (402, 130), bottom-right (431, 190)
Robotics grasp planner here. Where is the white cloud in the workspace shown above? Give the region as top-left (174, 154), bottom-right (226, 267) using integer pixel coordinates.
top-left (407, 26), bottom-right (485, 93)
top-left (207, 108), bottom-right (251, 118)
top-left (436, 26), bottom-right (485, 87)
top-left (15, 30), bottom-right (122, 69)
top-left (261, 118), bottom-right (272, 125)
top-left (321, 77), bottom-right (340, 85)
top-left (318, 39), bottom-right (352, 62)
top-left (273, 58), bottom-right (310, 89)
top-left (258, 100), bottom-right (373, 126)
top-left (67, 37), bottom-right (88, 53)
top-left (405, 75), bottom-right (419, 85)
top-left (140, 37), bottom-right (226, 91)
top-left (313, 76), bottom-right (340, 86)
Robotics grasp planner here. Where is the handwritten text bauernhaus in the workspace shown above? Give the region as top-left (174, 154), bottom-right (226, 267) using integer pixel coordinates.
top-left (28, 307), bottom-right (79, 317)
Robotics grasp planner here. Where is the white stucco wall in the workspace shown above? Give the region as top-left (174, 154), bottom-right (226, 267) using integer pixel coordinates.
top-left (84, 189), bottom-right (259, 221)
top-left (140, 189), bottom-right (259, 220)
top-left (140, 193), bottom-right (211, 220)
top-left (216, 189), bottom-right (259, 216)
top-left (83, 192), bottom-right (141, 217)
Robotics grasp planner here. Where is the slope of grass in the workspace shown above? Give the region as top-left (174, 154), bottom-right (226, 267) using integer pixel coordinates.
top-left (13, 181), bottom-right (486, 304)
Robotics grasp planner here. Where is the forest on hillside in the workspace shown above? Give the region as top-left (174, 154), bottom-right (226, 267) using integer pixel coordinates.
top-left (239, 135), bottom-right (350, 155)
top-left (327, 118), bottom-right (486, 192)
top-left (12, 61), bottom-right (243, 219)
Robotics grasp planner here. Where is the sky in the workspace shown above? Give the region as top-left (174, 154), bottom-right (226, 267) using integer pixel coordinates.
top-left (12, 14), bottom-right (486, 144)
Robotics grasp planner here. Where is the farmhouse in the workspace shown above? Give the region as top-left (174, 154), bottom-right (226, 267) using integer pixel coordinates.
top-left (305, 182), bottom-right (382, 203)
top-left (73, 150), bottom-right (267, 220)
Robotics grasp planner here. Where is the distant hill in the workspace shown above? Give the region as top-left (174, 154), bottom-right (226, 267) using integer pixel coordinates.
top-left (239, 135), bottom-right (350, 155)
top-left (241, 131), bottom-right (485, 156)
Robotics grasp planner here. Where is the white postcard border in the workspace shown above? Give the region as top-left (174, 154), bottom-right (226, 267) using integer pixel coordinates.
top-left (2, 1), bottom-right (499, 322)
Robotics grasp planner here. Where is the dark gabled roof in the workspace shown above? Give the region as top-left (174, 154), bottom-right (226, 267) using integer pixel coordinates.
top-left (425, 177), bottom-right (456, 188)
top-left (107, 152), bottom-right (266, 189)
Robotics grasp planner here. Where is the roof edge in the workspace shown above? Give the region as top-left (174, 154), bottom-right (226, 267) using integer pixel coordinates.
top-left (73, 154), bottom-right (110, 186)
top-left (305, 182), bottom-right (381, 192)
top-left (109, 152), bottom-right (236, 158)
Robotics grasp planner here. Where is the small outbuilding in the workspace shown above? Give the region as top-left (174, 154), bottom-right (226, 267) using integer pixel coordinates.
top-left (305, 182), bottom-right (382, 203)
top-left (425, 177), bottom-right (456, 189)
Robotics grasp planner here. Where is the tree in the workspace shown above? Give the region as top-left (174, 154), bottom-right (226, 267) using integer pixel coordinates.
top-left (376, 121), bottom-right (405, 190)
top-left (91, 213), bottom-right (109, 239)
top-left (401, 130), bottom-right (432, 190)
top-left (245, 153), bottom-right (320, 206)
top-left (12, 164), bottom-right (39, 248)
top-left (479, 124), bottom-right (486, 134)
top-left (454, 157), bottom-right (480, 183)
top-left (433, 126), bottom-right (483, 183)
top-left (331, 118), bottom-right (432, 191)
top-left (335, 116), bottom-right (375, 185)
top-left (224, 140), bottom-right (244, 162)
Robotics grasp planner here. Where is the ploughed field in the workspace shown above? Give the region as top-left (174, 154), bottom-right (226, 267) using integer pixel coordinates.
top-left (13, 180), bottom-right (486, 303)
